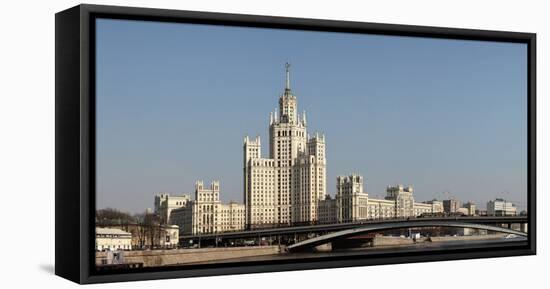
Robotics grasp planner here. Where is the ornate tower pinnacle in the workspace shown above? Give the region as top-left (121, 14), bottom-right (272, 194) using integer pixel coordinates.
top-left (279, 62), bottom-right (297, 123)
top-left (285, 62), bottom-right (291, 91)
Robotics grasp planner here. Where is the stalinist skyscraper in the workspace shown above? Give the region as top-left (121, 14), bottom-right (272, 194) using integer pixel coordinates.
top-left (244, 63), bottom-right (326, 229)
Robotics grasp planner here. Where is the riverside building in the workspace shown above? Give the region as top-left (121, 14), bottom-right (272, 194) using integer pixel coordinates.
top-left (318, 176), bottom-right (444, 223)
top-left (243, 64), bottom-right (445, 228)
top-left (487, 198), bottom-right (517, 216)
top-left (154, 193), bottom-right (192, 224)
top-left (169, 181), bottom-right (246, 235)
top-left (244, 63), bottom-right (326, 228)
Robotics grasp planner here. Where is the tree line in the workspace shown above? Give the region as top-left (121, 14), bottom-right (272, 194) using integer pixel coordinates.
top-left (96, 208), bottom-right (165, 249)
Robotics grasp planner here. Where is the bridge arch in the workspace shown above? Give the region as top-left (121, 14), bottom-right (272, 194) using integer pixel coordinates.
top-left (286, 221), bottom-right (527, 252)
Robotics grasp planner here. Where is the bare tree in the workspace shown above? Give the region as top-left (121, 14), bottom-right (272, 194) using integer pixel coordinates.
top-left (96, 208), bottom-right (134, 228)
top-left (141, 210), bottom-right (162, 249)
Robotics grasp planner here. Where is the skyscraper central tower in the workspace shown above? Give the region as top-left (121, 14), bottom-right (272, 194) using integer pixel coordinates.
top-left (244, 64), bottom-right (326, 229)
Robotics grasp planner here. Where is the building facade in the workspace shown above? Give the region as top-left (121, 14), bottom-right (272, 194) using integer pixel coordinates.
top-left (443, 199), bottom-right (462, 214)
top-left (160, 225), bottom-right (180, 248)
top-left (463, 202), bottom-right (477, 216)
top-left (100, 224), bottom-right (179, 249)
top-left (367, 198), bottom-right (398, 220)
top-left (318, 195), bottom-right (338, 224)
top-left (170, 181), bottom-right (246, 235)
top-left (487, 199), bottom-right (517, 216)
top-left (336, 174), bottom-right (369, 222)
top-left (154, 193), bottom-right (191, 224)
top-left (95, 227), bottom-right (132, 251)
top-left (318, 175), bottom-right (444, 223)
top-left (244, 63), bottom-right (326, 228)
top-left (385, 185), bottom-right (415, 218)
top-left (413, 202), bottom-right (438, 217)
top-left (422, 199), bottom-right (444, 214)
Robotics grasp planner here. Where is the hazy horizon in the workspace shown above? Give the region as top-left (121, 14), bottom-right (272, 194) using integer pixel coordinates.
top-left (95, 18), bottom-right (528, 214)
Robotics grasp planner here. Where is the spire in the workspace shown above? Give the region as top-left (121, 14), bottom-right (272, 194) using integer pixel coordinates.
top-left (285, 62), bottom-right (291, 91)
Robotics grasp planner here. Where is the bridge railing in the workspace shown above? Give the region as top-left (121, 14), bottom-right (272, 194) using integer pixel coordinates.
top-left (179, 215), bottom-right (527, 241)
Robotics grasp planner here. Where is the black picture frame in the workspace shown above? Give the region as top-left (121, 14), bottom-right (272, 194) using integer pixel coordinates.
top-left (55, 4), bottom-right (536, 284)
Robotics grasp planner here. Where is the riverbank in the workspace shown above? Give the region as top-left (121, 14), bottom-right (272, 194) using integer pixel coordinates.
top-left (96, 246), bottom-right (281, 267)
top-left (429, 233), bottom-right (507, 242)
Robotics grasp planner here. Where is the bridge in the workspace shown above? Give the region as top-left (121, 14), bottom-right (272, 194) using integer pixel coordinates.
top-left (286, 220), bottom-right (527, 252)
top-left (179, 216), bottom-right (528, 246)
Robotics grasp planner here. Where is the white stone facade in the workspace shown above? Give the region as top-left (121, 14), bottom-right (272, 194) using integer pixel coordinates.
top-left (154, 193), bottom-right (191, 224)
top-left (244, 64), bottom-right (326, 228)
top-left (170, 181), bottom-right (245, 235)
top-left (242, 65), bottom-right (448, 228)
top-left (335, 174), bottom-right (369, 222)
top-left (463, 202), bottom-right (477, 216)
top-left (95, 227), bottom-right (132, 251)
top-left (385, 185), bottom-right (415, 218)
top-left (487, 199), bottom-right (517, 216)
top-left (319, 176), bottom-right (444, 223)
top-left (367, 198), bottom-right (399, 220)
top-left (161, 225), bottom-right (180, 248)
top-left (422, 199), bottom-right (445, 214)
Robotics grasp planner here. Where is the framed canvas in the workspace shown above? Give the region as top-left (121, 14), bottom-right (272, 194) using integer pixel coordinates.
top-left (55, 4), bottom-right (536, 284)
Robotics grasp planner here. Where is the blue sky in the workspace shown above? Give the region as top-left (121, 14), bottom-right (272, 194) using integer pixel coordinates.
top-left (95, 18), bottom-right (527, 213)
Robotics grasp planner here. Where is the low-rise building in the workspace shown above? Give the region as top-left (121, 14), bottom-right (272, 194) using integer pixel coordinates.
top-left (95, 227), bottom-right (132, 251)
top-left (161, 225), bottom-right (180, 248)
top-left (318, 195), bottom-right (338, 223)
top-left (101, 224), bottom-right (179, 249)
top-left (423, 199), bottom-right (444, 214)
top-left (457, 207), bottom-right (470, 215)
top-left (487, 199), bottom-right (517, 216)
top-left (413, 202), bottom-right (436, 216)
top-left (476, 209), bottom-right (488, 216)
top-left (463, 202), bottom-right (476, 216)
top-left (367, 198), bottom-right (397, 220)
top-left (220, 201), bottom-right (246, 232)
top-left (443, 199), bottom-right (462, 214)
